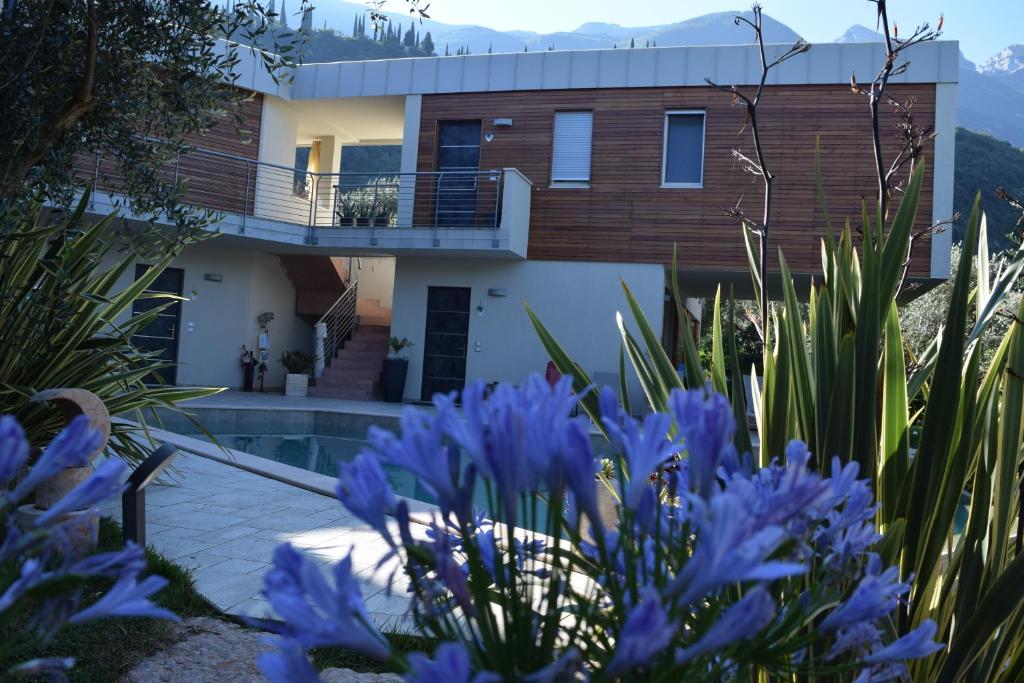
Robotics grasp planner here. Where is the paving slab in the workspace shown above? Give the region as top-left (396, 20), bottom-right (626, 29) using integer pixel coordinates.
top-left (104, 452), bottom-right (413, 626)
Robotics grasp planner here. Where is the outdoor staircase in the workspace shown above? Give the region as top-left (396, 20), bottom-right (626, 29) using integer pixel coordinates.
top-left (310, 286), bottom-right (393, 401)
top-left (310, 322), bottom-right (390, 400)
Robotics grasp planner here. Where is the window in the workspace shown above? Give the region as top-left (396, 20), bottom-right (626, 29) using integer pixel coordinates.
top-left (551, 111), bottom-right (593, 185)
top-left (662, 111), bottom-right (705, 187)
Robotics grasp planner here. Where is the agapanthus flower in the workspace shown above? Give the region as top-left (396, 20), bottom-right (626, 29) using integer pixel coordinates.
top-left (820, 559), bottom-right (910, 634)
top-left (406, 642), bottom-right (499, 683)
top-left (67, 542), bottom-right (147, 578)
top-left (68, 575), bottom-right (176, 623)
top-left (600, 387), bottom-right (682, 507)
top-left (0, 415), bottom-right (30, 485)
top-left (863, 620), bottom-right (944, 664)
top-left (667, 492), bottom-right (806, 604)
top-left (257, 637), bottom-right (322, 683)
top-left (606, 588), bottom-right (679, 676)
top-left (669, 388), bottom-right (736, 500)
top-left (0, 558), bottom-right (46, 615)
top-left (366, 405), bottom-right (462, 519)
top-left (8, 415), bottom-right (100, 503)
top-left (337, 453), bottom-right (398, 545)
top-left (676, 586), bottom-right (776, 664)
top-left (261, 544), bottom-right (388, 659)
top-left (36, 457), bottom-right (126, 526)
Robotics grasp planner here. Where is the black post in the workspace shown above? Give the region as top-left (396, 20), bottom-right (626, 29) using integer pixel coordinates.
top-left (122, 443), bottom-right (179, 547)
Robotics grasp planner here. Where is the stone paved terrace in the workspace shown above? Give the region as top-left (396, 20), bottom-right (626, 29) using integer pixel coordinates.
top-left (103, 451), bottom-right (414, 628)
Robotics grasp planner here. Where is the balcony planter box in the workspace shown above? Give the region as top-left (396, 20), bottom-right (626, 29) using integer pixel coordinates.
top-left (383, 358), bottom-right (408, 403)
top-left (284, 373), bottom-right (309, 397)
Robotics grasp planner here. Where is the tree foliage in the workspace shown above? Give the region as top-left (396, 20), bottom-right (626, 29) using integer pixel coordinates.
top-left (0, 0), bottom-right (301, 248)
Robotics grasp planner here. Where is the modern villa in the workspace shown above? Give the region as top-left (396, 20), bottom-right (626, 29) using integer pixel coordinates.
top-left (85, 40), bottom-right (957, 402)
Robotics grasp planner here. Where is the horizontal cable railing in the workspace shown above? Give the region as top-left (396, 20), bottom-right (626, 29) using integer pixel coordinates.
top-left (76, 146), bottom-right (506, 236)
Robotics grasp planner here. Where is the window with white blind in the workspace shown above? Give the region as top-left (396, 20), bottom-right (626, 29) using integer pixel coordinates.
top-left (662, 110), bottom-right (706, 188)
top-left (551, 111), bottom-right (593, 185)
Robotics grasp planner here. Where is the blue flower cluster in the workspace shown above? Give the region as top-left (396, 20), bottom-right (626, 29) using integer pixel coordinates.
top-left (0, 415), bottom-right (175, 677)
top-left (259, 376), bottom-right (943, 681)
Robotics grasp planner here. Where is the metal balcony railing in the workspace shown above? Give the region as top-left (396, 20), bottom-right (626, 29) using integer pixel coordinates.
top-left (76, 146), bottom-right (505, 241)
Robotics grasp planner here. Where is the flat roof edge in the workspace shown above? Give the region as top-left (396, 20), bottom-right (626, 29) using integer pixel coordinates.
top-left (287, 40), bottom-right (959, 100)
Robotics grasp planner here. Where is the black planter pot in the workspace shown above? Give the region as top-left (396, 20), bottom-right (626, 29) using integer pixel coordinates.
top-left (242, 361), bottom-right (255, 392)
top-left (383, 357), bottom-right (409, 403)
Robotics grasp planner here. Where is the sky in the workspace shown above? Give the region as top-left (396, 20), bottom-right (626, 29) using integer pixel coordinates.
top-left (418, 0), bottom-right (1019, 65)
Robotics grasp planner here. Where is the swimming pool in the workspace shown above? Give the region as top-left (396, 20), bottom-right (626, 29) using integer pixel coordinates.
top-left (159, 407), bottom-right (559, 520)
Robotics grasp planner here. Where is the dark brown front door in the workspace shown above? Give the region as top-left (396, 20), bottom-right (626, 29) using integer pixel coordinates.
top-left (421, 286), bottom-right (471, 401)
top-left (130, 265), bottom-right (184, 385)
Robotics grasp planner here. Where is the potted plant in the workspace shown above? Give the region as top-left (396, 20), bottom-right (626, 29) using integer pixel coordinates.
top-left (279, 350), bottom-right (314, 397)
top-left (383, 336), bottom-right (413, 403)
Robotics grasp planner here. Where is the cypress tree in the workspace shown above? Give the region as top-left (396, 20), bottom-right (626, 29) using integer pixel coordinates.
top-left (421, 31), bottom-right (435, 55)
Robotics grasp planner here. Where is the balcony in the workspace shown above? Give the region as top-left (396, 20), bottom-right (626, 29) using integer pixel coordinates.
top-left (79, 146), bottom-right (532, 258)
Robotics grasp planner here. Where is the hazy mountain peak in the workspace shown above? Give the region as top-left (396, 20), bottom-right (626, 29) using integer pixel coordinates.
top-left (834, 24), bottom-right (883, 43)
top-left (981, 45), bottom-right (1024, 76)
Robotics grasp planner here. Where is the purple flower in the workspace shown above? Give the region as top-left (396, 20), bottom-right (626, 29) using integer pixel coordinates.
top-left (68, 542), bottom-right (147, 578)
top-left (820, 560), bottom-right (909, 633)
top-left (0, 415), bottom-right (30, 485)
top-left (443, 376), bottom-right (587, 527)
top-left (68, 575), bottom-right (176, 624)
top-left (35, 457), bottom-right (126, 526)
top-left (676, 586), bottom-right (776, 664)
top-left (261, 544), bottom-right (389, 659)
top-left (0, 558), bottom-right (45, 614)
top-left (670, 389), bottom-right (736, 499)
top-left (406, 642), bottom-right (499, 683)
top-left (667, 492), bottom-right (805, 604)
top-left (336, 454), bottom-right (398, 545)
top-left (257, 637), bottom-right (322, 683)
top-left (366, 406), bottom-right (460, 518)
top-left (863, 620), bottom-right (944, 664)
top-left (606, 588), bottom-right (679, 676)
top-left (9, 415), bottom-right (100, 503)
top-left (600, 389), bottom-right (681, 508)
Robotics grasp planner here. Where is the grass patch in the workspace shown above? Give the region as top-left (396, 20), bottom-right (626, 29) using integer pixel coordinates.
top-left (0, 517), bottom-right (221, 681)
top-left (311, 631), bottom-right (434, 674)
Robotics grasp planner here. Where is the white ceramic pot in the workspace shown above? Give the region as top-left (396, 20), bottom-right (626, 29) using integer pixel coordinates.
top-left (284, 373), bottom-right (309, 397)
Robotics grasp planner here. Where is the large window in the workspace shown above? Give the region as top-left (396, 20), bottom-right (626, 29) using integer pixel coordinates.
top-left (662, 111), bottom-right (705, 188)
top-left (551, 111), bottom-right (593, 186)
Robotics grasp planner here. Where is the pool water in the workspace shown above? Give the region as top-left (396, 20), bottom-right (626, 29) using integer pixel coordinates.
top-left (201, 432), bottom-right (443, 507)
top-left (197, 430), bottom-right (554, 531)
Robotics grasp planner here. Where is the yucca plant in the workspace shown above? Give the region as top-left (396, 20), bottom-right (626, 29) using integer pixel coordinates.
top-left (528, 159), bottom-right (1024, 680)
top-left (0, 190), bottom-right (221, 464)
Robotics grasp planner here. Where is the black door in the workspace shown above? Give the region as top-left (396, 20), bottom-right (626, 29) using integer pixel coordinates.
top-left (421, 286), bottom-right (471, 401)
top-left (435, 121), bottom-right (481, 228)
top-left (130, 265), bottom-right (184, 385)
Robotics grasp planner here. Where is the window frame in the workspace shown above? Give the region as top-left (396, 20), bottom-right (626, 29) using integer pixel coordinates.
top-left (661, 109), bottom-right (706, 189)
top-left (549, 110), bottom-right (594, 188)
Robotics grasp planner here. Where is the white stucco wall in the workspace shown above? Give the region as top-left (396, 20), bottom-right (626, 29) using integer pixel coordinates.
top-left (254, 96), bottom-right (310, 225)
top-left (350, 256), bottom-right (395, 308)
top-left (106, 238), bottom-right (312, 389)
top-left (389, 258), bottom-right (665, 404)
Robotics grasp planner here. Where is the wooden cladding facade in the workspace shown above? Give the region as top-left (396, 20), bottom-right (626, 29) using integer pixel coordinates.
top-left (75, 91), bottom-right (264, 217)
top-left (417, 84), bottom-right (937, 277)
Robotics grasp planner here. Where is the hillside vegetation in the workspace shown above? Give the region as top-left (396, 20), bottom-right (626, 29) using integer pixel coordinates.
top-left (953, 128), bottom-right (1024, 250)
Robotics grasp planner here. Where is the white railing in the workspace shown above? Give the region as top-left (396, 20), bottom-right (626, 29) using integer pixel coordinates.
top-left (314, 282), bottom-right (358, 379)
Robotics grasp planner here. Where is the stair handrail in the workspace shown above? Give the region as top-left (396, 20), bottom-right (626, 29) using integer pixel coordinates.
top-left (314, 282), bottom-right (358, 379)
